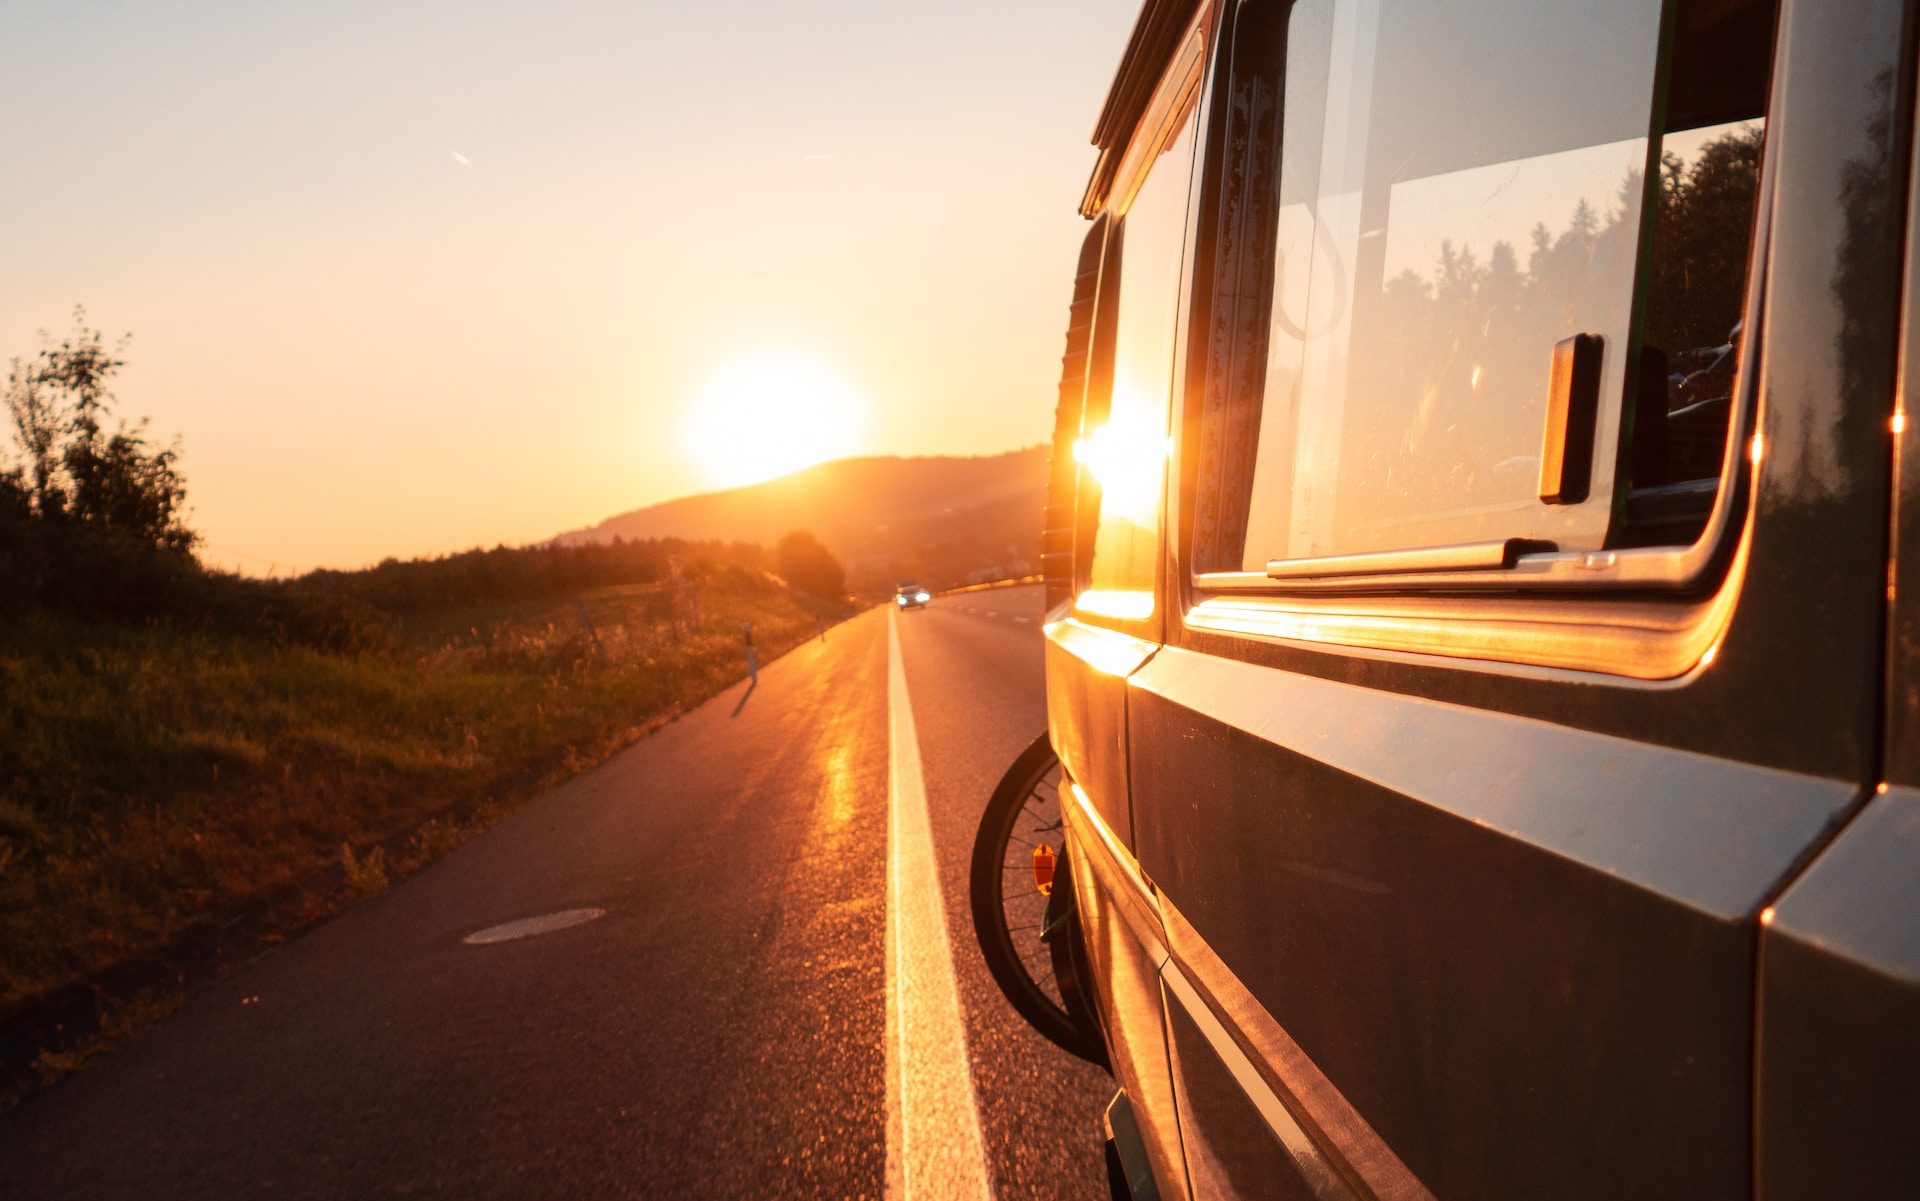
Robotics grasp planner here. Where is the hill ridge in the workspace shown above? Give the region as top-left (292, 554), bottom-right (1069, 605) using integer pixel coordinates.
top-left (554, 445), bottom-right (1049, 591)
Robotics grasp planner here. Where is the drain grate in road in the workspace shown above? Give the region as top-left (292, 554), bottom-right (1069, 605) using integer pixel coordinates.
top-left (463, 908), bottom-right (605, 946)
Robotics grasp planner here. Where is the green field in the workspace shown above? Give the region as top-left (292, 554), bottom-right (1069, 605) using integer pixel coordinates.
top-left (0, 561), bottom-right (835, 1084)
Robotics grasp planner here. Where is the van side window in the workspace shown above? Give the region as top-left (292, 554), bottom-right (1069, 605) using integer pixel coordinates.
top-left (1046, 220), bottom-right (1110, 613)
top-left (1077, 81), bottom-right (1201, 620)
top-left (1622, 0), bottom-right (1776, 544)
top-left (1196, 0), bottom-right (1774, 575)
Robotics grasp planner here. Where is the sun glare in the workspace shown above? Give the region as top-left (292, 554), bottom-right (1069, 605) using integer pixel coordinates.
top-left (682, 352), bottom-right (864, 488)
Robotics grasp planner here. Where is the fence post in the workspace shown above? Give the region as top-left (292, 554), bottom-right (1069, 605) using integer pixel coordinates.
top-left (575, 601), bottom-right (603, 662)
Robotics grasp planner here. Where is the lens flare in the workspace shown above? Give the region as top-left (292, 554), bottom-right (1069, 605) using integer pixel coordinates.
top-left (1076, 418), bottom-right (1169, 512)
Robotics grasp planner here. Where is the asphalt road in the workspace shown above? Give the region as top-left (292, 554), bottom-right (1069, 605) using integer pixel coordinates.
top-left (0, 584), bottom-right (1112, 1200)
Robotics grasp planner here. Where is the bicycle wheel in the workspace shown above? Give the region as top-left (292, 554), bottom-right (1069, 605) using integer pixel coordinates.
top-left (969, 731), bottom-right (1107, 1067)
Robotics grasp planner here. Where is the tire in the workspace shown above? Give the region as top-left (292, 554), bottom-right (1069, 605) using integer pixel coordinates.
top-left (969, 731), bottom-right (1108, 1068)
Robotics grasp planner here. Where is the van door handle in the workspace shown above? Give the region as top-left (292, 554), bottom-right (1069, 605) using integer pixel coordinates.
top-left (1539, 333), bottom-right (1604, 504)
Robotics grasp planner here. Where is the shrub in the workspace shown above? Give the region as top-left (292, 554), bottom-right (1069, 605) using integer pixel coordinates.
top-left (296, 537), bottom-right (768, 614)
top-left (3, 310), bottom-right (192, 555)
top-left (775, 529), bottom-right (846, 600)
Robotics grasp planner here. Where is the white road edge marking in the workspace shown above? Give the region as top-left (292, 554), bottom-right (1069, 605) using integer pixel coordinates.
top-left (886, 605), bottom-right (995, 1201)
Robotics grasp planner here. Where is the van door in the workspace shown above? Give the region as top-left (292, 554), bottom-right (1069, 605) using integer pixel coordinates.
top-left (1127, 0), bottom-right (1908, 1196)
top-left (1045, 3), bottom-right (1214, 1190)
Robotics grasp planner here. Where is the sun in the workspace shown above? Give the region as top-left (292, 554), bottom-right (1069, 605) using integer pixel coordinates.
top-left (682, 351), bottom-right (864, 488)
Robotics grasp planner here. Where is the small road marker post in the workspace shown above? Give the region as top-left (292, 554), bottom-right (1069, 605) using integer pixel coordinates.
top-left (575, 601), bottom-right (604, 662)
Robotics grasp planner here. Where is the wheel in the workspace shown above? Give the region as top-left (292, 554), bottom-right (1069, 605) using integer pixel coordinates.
top-left (969, 731), bottom-right (1108, 1067)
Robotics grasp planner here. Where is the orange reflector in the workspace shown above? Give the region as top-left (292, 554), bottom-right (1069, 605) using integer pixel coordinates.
top-left (1032, 842), bottom-right (1057, 896)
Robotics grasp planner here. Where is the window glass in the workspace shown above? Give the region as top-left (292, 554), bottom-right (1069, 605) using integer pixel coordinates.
top-left (1235, 0), bottom-right (1667, 570)
top-left (1078, 97), bottom-right (1199, 618)
top-left (1619, 115), bottom-right (1766, 543)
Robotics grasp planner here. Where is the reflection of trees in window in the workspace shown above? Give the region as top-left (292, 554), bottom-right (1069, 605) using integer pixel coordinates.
top-left (1642, 124), bottom-right (1764, 489)
top-left (1827, 67), bottom-right (1901, 500)
top-left (1368, 173), bottom-right (1638, 489)
top-left (1648, 125), bottom-right (1764, 356)
top-left (1370, 125), bottom-right (1761, 502)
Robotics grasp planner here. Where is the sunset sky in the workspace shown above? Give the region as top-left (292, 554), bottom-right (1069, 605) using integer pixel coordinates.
top-left (1, 1), bottom-right (1135, 573)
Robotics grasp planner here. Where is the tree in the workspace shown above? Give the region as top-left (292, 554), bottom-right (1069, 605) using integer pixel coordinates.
top-left (3, 309), bottom-right (193, 553)
top-left (1647, 124), bottom-right (1765, 355)
top-left (775, 530), bottom-right (846, 600)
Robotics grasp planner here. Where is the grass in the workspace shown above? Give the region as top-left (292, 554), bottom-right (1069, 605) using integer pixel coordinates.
top-left (0, 563), bottom-right (835, 1075)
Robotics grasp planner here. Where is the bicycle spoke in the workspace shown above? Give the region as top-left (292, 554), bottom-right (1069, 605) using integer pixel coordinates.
top-left (969, 735), bottom-right (1102, 1063)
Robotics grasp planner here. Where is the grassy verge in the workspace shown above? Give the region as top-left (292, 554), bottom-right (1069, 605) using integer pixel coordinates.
top-left (0, 564), bottom-right (837, 1096)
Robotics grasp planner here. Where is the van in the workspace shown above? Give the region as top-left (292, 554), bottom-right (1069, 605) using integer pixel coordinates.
top-left (1006, 0), bottom-right (1920, 1196)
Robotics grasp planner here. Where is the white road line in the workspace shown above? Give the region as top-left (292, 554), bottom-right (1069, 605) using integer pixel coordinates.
top-left (885, 607), bottom-right (995, 1201)
top-left (1011, 616), bottom-right (1030, 624)
top-left (984, 611), bottom-right (999, 617)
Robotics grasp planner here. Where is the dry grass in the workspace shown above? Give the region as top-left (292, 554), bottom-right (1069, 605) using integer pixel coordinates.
top-left (29, 987), bottom-right (185, 1086)
top-left (0, 565), bottom-right (832, 1022)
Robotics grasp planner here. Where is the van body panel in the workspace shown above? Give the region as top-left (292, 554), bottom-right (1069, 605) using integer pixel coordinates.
top-left (1130, 645), bottom-right (1857, 915)
top-left (1046, 619), bottom-right (1156, 846)
top-left (1129, 645), bottom-right (1851, 1196)
top-left (1160, 896), bottom-right (1432, 1201)
top-left (1757, 787), bottom-right (1920, 1199)
top-left (1062, 781), bottom-right (1189, 1196)
top-left (1163, 990), bottom-right (1325, 1201)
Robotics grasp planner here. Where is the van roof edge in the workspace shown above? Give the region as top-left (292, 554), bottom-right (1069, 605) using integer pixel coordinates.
top-left (1081, 0), bottom-right (1205, 216)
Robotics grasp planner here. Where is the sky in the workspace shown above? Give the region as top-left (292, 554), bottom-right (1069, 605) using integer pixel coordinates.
top-left (0, 1), bottom-right (1137, 573)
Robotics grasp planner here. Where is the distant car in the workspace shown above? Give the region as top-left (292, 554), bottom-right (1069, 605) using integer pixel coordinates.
top-left (894, 582), bottom-right (930, 609)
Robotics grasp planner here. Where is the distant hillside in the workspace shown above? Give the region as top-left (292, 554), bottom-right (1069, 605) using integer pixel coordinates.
top-left (554, 446), bottom-right (1050, 593)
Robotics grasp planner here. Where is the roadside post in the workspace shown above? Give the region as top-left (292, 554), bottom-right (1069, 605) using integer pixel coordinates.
top-left (669, 552), bottom-right (700, 634)
top-left (744, 622), bottom-right (758, 685)
top-left (575, 601), bottom-right (603, 662)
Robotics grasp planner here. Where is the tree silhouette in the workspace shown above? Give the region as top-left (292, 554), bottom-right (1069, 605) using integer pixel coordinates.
top-left (2, 309), bottom-right (193, 554)
top-left (1647, 124), bottom-right (1765, 357)
top-left (1358, 124), bottom-right (1761, 495)
top-left (775, 529), bottom-right (846, 600)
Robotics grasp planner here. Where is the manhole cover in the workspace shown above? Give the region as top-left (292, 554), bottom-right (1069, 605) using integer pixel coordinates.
top-left (463, 908), bottom-right (605, 946)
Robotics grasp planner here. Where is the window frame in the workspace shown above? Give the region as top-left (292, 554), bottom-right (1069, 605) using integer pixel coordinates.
top-left (1069, 6), bottom-right (1215, 641)
top-left (1168, 0), bottom-right (1777, 678)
